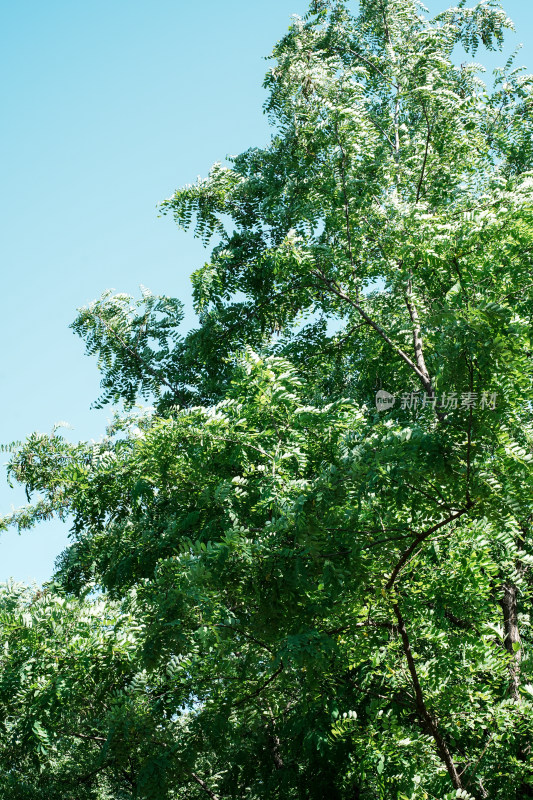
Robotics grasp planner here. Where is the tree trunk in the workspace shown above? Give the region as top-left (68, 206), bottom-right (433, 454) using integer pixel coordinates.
top-left (499, 581), bottom-right (533, 797)
top-left (500, 582), bottom-right (521, 701)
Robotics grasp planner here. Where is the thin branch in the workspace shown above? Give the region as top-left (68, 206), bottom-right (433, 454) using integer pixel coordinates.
top-left (191, 772), bottom-right (222, 800)
top-left (346, 47), bottom-right (398, 89)
top-left (367, 114), bottom-right (396, 150)
top-left (404, 273), bottom-right (432, 391)
top-left (233, 662), bottom-right (284, 707)
top-left (378, 0), bottom-right (392, 47)
top-left (416, 102), bottom-right (433, 203)
top-left (334, 321), bottom-right (366, 347)
top-left (394, 89), bottom-right (401, 158)
top-left (334, 118), bottom-right (358, 295)
top-left (310, 269), bottom-right (433, 393)
top-left (466, 359), bottom-right (474, 506)
top-left (463, 733), bottom-right (495, 785)
top-left (386, 507), bottom-right (471, 592)
top-left (64, 731), bottom-right (107, 743)
top-left (426, 603), bottom-right (479, 633)
top-left (177, 430), bottom-right (275, 463)
top-left (383, 471), bottom-right (452, 511)
top-left (445, 609), bottom-right (478, 632)
top-left (216, 623), bottom-right (275, 655)
top-left (365, 533), bottom-right (414, 548)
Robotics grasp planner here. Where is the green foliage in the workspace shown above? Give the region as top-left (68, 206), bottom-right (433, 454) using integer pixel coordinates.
top-left (2, 1), bottom-right (533, 798)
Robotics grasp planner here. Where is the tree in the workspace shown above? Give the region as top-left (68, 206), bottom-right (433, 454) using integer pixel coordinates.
top-left (2, 1), bottom-right (533, 798)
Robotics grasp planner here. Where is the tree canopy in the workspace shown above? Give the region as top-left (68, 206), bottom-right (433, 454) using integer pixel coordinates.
top-left (2, 1), bottom-right (533, 798)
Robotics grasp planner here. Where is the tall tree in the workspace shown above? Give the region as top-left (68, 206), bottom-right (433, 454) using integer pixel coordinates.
top-left (2, 1), bottom-right (533, 798)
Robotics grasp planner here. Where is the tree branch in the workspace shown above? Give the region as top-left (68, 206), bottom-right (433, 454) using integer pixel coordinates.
top-left (216, 623), bottom-right (275, 655)
top-left (404, 274), bottom-right (432, 392)
top-left (191, 772), bottom-right (222, 800)
top-left (386, 507), bottom-right (471, 592)
top-left (233, 662), bottom-right (284, 707)
top-left (392, 601), bottom-right (465, 791)
top-left (334, 118), bottom-right (359, 295)
top-left (346, 47), bottom-right (398, 89)
top-left (416, 102), bottom-right (433, 202)
top-left (311, 269), bottom-right (434, 393)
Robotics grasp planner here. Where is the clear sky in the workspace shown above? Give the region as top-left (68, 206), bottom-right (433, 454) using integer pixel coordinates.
top-left (1, 0), bottom-right (532, 585)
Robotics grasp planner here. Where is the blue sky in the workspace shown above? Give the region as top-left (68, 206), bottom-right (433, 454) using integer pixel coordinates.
top-left (1, 0), bottom-right (532, 584)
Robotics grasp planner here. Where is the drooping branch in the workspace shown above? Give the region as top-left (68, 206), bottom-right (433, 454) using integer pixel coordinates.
top-left (216, 623), bottom-right (275, 655)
